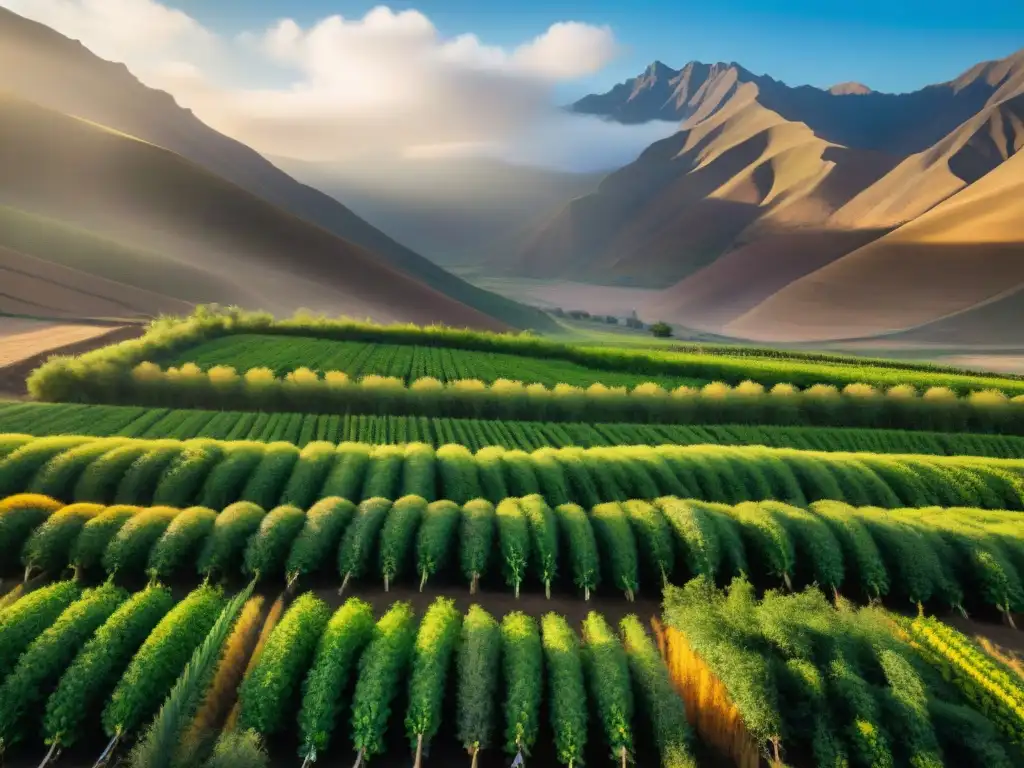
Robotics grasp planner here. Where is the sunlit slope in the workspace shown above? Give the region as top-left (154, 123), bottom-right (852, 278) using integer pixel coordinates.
top-left (0, 94), bottom-right (509, 329)
top-left (517, 83), bottom-right (896, 285)
top-left (0, 6), bottom-right (551, 330)
top-left (0, 245), bottom-right (193, 319)
top-left (728, 150), bottom-right (1024, 341)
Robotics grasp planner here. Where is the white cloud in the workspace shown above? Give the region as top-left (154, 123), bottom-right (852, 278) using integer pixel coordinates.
top-left (4, 0), bottom-right (215, 62)
top-left (1, 0), bottom-right (661, 167)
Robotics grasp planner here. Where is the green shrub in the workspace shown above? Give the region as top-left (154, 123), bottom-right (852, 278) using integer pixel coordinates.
top-left (349, 602), bottom-right (417, 762)
top-left (496, 498), bottom-right (531, 598)
top-left (379, 495), bottom-right (426, 591)
top-left (337, 498), bottom-right (392, 592)
top-left (102, 585), bottom-right (225, 739)
top-left (197, 502), bottom-right (266, 579)
top-left (22, 502), bottom-right (104, 577)
top-left (286, 497), bottom-right (356, 584)
top-left (103, 506), bottom-right (179, 578)
top-left (555, 503), bottom-right (600, 600)
top-left (541, 612), bottom-right (588, 767)
top-left (43, 585), bottom-right (174, 749)
top-left (243, 505), bottom-right (306, 581)
top-left (405, 597), bottom-right (462, 758)
top-left (501, 611), bottom-right (542, 757)
top-left (0, 580), bottom-right (81, 680)
top-left (416, 499), bottom-right (461, 591)
top-left (456, 605), bottom-right (501, 762)
top-left (238, 593), bottom-right (330, 736)
top-left (297, 598), bottom-right (375, 761)
top-left (460, 498), bottom-right (495, 594)
top-left (0, 583), bottom-right (126, 746)
top-left (147, 506), bottom-right (218, 581)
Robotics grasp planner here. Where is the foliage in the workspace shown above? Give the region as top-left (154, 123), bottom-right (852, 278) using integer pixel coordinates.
top-left (349, 601), bottom-right (417, 761)
top-left (43, 585), bottom-right (174, 748)
top-left (501, 611), bottom-right (542, 756)
top-left (0, 583), bottom-right (126, 746)
top-left (456, 605), bottom-right (501, 759)
top-left (0, 580), bottom-right (81, 680)
top-left (378, 495), bottom-right (425, 591)
top-left (405, 597), bottom-right (462, 756)
top-left (238, 593), bottom-right (331, 736)
top-left (541, 612), bottom-right (588, 767)
top-left (243, 504), bottom-right (306, 580)
top-left (103, 584), bottom-right (225, 737)
top-left (297, 598), bottom-right (375, 760)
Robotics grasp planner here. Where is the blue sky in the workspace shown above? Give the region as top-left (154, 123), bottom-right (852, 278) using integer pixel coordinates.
top-left (174, 0), bottom-right (1024, 97)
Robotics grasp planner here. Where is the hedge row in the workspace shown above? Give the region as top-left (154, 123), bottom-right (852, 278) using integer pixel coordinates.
top-left (5, 401), bottom-right (1024, 457)
top-left (4, 435), bottom-right (1024, 513)
top-left (27, 361), bottom-right (1024, 434)
top-left (26, 307), bottom-right (1023, 395)
top-left (4, 494), bottom-right (1023, 616)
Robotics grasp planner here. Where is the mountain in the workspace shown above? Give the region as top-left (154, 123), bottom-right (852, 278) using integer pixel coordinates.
top-left (508, 48), bottom-right (1024, 342)
top-left (726, 149), bottom-right (1024, 344)
top-left (0, 7), bottom-right (552, 330)
top-left (0, 92), bottom-right (511, 330)
top-left (272, 154), bottom-right (601, 268)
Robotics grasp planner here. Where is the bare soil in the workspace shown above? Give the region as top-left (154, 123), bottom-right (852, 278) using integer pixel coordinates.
top-left (0, 320), bottom-right (143, 397)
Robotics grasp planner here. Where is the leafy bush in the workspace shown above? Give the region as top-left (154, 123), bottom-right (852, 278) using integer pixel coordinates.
top-left (238, 593), bottom-right (330, 736)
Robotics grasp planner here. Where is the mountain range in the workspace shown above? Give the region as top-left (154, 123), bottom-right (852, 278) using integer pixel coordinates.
top-left (3, 4), bottom-right (1022, 346)
top-left (511, 51), bottom-right (1024, 344)
top-left (0, 7), bottom-right (552, 331)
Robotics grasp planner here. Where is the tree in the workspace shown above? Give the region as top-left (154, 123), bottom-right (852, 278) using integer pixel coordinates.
top-left (650, 322), bottom-right (673, 338)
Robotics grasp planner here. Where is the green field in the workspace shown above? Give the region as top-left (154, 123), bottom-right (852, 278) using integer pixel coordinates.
top-left (5, 400), bottom-right (1024, 457)
top-left (157, 333), bottom-right (708, 389)
top-left (4, 306), bottom-right (1024, 767)
top-left (3, 434), bottom-right (1024, 512)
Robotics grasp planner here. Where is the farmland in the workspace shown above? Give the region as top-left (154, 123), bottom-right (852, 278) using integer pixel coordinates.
top-left (4, 436), bottom-right (1024, 511)
top-left (156, 334), bottom-right (709, 390)
top-left (5, 400), bottom-right (1024, 456)
top-left (3, 493), bottom-right (1023, 618)
top-left (2, 306), bottom-right (1024, 767)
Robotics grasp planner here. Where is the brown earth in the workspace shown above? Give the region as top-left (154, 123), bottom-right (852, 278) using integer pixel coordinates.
top-left (0, 93), bottom-right (510, 331)
top-left (0, 320), bottom-right (143, 397)
top-left (0, 246), bottom-right (194, 320)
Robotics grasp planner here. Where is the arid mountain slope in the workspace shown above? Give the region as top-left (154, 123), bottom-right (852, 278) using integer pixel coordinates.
top-left (516, 79), bottom-right (899, 284)
top-left (727, 149), bottom-right (1024, 342)
top-left (514, 48), bottom-right (1024, 343)
top-left (0, 7), bottom-right (548, 330)
top-left (0, 246), bottom-right (193, 319)
top-left (0, 94), bottom-right (509, 330)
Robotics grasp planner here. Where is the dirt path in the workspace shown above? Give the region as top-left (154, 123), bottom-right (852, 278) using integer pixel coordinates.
top-left (0, 320), bottom-right (143, 397)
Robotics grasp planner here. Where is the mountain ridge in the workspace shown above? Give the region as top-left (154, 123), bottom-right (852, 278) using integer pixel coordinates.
top-left (514, 46), bottom-right (1024, 342)
top-left (0, 6), bottom-right (551, 330)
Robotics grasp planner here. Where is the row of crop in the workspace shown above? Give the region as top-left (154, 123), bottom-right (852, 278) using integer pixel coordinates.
top-left (30, 359), bottom-right (1024, 436)
top-left (5, 435), bottom-right (1024, 513)
top-left (31, 306), bottom-right (1022, 395)
top-left (658, 575), bottom-right (1024, 768)
top-left (0, 580), bottom-right (691, 767)
top-left (4, 493), bottom-right (1023, 617)
top-left (159, 334), bottom-right (706, 391)
top-left (7, 400), bottom-right (1024, 458)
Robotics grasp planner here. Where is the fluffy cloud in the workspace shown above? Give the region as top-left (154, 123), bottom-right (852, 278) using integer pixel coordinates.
top-left (1, 1), bottom-right (664, 167)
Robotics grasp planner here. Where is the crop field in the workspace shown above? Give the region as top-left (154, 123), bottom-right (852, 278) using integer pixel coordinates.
top-left (0, 581), bottom-right (692, 767)
top-left (4, 307), bottom-right (1024, 768)
top-left (6, 400), bottom-right (1024, 457)
top-left (2, 494), bottom-right (1023, 618)
top-left (156, 334), bottom-right (709, 390)
top-left (4, 436), bottom-right (1024, 512)
top-left (658, 577), bottom-right (1024, 768)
